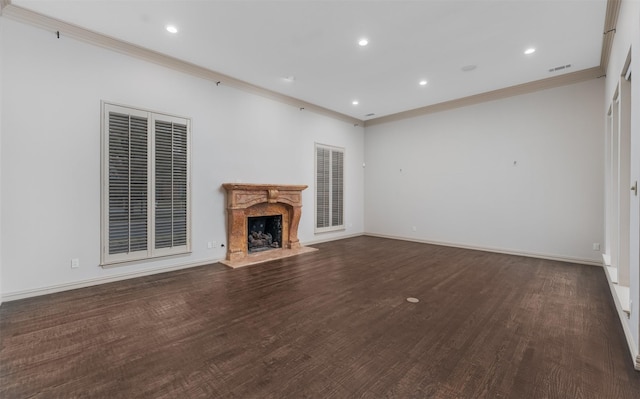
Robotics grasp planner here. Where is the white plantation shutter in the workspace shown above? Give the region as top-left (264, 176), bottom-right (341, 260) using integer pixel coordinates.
top-left (154, 118), bottom-right (188, 250)
top-left (108, 111), bottom-right (148, 256)
top-left (316, 146), bottom-right (330, 229)
top-left (331, 150), bottom-right (344, 227)
top-left (315, 144), bottom-right (345, 232)
top-left (102, 103), bottom-right (191, 266)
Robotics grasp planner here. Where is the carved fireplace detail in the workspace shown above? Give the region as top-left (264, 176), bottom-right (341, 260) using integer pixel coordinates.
top-left (221, 183), bottom-right (315, 268)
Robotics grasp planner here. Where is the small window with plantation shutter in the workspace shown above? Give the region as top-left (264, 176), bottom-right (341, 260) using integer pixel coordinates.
top-left (101, 103), bottom-right (191, 266)
top-left (315, 143), bottom-right (344, 233)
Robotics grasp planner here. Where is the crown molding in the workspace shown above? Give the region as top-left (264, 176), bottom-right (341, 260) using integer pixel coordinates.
top-left (600, 0), bottom-right (621, 73)
top-left (364, 66), bottom-right (603, 127)
top-left (0, 2), bottom-right (364, 127)
top-left (1, 0), bottom-right (618, 128)
top-left (0, 0), bottom-right (11, 14)
top-left (363, 0), bottom-right (616, 127)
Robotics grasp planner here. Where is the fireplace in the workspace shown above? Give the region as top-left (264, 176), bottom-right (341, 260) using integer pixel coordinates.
top-left (221, 183), bottom-right (317, 268)
top-left (247, 215), bottom-right (282, 253)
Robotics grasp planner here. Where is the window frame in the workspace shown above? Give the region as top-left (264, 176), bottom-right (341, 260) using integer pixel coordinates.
top-left (314, 143), bottom-right (345, 233)
top-left (100, 102), bottom-right (192, 266)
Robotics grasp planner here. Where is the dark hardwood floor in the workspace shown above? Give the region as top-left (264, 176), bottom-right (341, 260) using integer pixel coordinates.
top-left (1, 236), bottom-right (639, 398)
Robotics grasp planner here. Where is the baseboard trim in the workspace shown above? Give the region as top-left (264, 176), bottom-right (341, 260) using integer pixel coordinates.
top-left (0, 234), bottom-right (604, 302)
top-left (602, 257), bottom-right (640, 371)
top-left (1, 257), bottom-right (224, 303)
top-left (303, 232), bottom-right (365, 246)
top-left (364, 233), bottom-right (602, 267)
top-left (605, 271), bottom-right (640, 370)
top-left (1, 234), bottom-right (365, 303)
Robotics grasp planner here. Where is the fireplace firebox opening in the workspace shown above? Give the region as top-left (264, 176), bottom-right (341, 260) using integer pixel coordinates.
top-left (248, 215), bottom-right (282, 253)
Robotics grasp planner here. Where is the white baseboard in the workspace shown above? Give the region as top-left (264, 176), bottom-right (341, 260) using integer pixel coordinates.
top-left (605, 275), bottom-right (640, 370)
top-left (0, 233), bottom-right (606, 304)
top-left (0, 234), bottom-right (362, 303)
top-left (364, 233), bottom-right (602, 266)
top-left (605, 266), bottom-right (619, 284)
top-left (1, 234), bottom-right (367, 303)
top-left (1, 257), bottom-right (224, 303)
top-left (302, 232), bottom-right (364, 246)
top-left (602, 258), bottom-right (640, 371)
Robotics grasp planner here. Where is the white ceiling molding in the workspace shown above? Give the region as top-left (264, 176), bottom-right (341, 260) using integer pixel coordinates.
top-left (1, 1), bottom-right (364, 126)
top-left (366, 0), bottom-right (620, 127)
top-left (2, 0), bottom-right (619, 127)
top-left (364, 66), bottom-right (602, 127)
top-left (600, 0), bottom-right (621, 74)
top-left (0, 0), bottom-right (11, 13)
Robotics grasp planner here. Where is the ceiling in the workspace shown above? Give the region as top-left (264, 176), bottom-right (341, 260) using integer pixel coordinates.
top-left (9, 0), bottom-right (607, 121)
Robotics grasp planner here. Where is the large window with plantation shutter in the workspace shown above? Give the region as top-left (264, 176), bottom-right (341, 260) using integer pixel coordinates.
top-left (315, 143), bottom-right (344, 233)
top-left (101, 103), bottom-right (191, 266)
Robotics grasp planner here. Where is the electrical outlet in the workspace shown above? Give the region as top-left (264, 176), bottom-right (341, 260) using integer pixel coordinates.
top-left (592, 243), bottom-right (601, 251)
top-left (71, 258), bottom-right (80, 268)
top-left (207, 241), bottom-right (213, 249)
top-left (412, 226), bottom-right (417, 232)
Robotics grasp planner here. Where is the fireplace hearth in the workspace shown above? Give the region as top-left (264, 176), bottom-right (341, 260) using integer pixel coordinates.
top-left (221, 183), bottom-right (317, 268)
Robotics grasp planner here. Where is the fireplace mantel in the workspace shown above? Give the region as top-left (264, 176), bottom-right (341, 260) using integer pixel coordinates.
top-left (221, 183), bottom-right (316, 268)
top-left (223, 183), bottom-right (308, 208)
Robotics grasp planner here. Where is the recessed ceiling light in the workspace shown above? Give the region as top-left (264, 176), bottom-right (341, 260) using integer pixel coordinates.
top-left (352, 100), bottom-right (359, 105)
top-left (283, 75), bottom-right (296, 83)
top-left (524, 48), bottom-right (536, 55)
top-left (358, 38), bottom-right (369, 47)
top-left (419, 80), bottom-right (428, 86)
top-left (166, 25), bottom-right (178, 34)
top-left (461, 64), bottom-right (477, 72)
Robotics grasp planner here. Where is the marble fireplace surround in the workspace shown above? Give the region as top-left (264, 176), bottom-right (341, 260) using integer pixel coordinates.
top-left (221, 183), bottom-right (317, 268)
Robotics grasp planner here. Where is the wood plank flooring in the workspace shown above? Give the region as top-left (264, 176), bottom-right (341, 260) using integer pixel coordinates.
top-left (1, 236), bottom-right (639, 398)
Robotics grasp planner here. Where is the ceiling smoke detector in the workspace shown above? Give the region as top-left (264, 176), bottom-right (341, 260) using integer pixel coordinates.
top-left (549, 64), bottom-right (572, 73)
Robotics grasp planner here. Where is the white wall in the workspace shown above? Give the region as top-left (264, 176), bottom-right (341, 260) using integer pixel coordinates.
top-left (365, 79), bottom-right (604, 264)
top-left (605, 0), bottom-right (640, 366)
top-left (0, 18), bottom-right (364, 298)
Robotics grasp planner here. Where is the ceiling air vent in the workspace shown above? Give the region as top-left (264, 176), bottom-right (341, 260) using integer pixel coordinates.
top-left (549, 64), bottom-right (572, 73)
top-left (365, 113), bottom-right (375, 117)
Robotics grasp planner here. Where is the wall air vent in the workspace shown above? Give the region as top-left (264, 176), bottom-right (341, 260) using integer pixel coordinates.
top-left (549, 64), bottom-right (572, 73)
